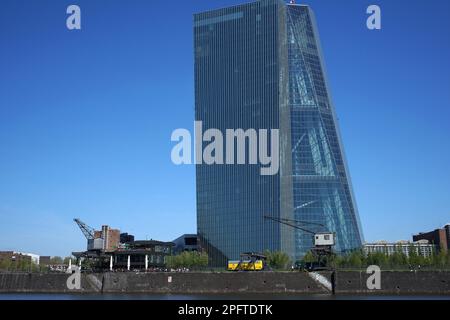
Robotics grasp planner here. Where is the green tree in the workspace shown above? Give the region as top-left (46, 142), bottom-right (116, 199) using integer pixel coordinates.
top-left (330, 254), bottom-right (346, 269)
top-left (366, 252), bottom-right (388, 268)
top-left (80, 258), bottom-right (95, 270)
top-left (328, 247), bottom-right (450, 271)
top-left (50, 256), bottom-right (63, 265)
top-left (390, 247), bottom-right (408, 269)
top-left (192, 251), bottom-right (209, 268)
top-left (264, 250), bottom-right (291, 270)
top-left (63, 256), bottom-right (75, 265)
top-left (432, 250), bottom-right (448, 269)
top-left (347, 250), bottom-right (364, 269)
top-left (166, 251), bottom-right (208, 270)
top-left (0, 259), bottom-right (12, 271)
top-left (302, 251), bottom-right (316, 264)
top-left (447, 250), bottom-right (450, 268)
top-left (407, 244), bottom-right (420, 267)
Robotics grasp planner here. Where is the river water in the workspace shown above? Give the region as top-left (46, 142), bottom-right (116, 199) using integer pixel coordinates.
top-left (1, 293), bottom-right (450, 300)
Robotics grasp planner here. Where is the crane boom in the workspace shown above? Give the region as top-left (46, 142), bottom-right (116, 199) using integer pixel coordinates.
top-left (264, 214), bottom-right (335, 271)
top-left (263, 215), bottom-right (317, 235)
top-left (73, 218), bottom-right (96, 240)
top-left (276, 217), bottom-right (325, 228)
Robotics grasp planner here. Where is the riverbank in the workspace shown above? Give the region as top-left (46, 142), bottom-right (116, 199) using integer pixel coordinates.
top-left (0, 271), bottom-right (449, 295)
top-left (2, 293), bottom-right (450, 300)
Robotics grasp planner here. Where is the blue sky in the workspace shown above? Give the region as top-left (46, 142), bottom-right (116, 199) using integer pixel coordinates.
top-left (0, 0), bottom-right (449, 257)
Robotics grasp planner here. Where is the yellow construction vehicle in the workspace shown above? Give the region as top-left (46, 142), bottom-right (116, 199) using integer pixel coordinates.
top-left (227, 252), bottom-right (266, 271)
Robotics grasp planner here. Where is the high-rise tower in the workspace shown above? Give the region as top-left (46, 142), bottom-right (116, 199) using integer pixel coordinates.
top-left (194, 0), bottom-right (363, 266)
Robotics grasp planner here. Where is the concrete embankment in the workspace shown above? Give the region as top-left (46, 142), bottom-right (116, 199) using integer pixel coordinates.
top-left (101, 271), bottom-right (329, 293)
top-left (334, 270), bottom-right (450, 294)
top-left (0, 273), bottom-right (99, 293)
top-left (0, 272), bottom-right (328, 294)
top-left (0, 271), bottom-right (449, 294)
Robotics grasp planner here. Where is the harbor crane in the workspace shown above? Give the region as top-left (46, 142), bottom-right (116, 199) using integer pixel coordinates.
top-left (263, 215), bottom-right (335, 270)
top-left (73, 218), bottom-right (105, 251)
top-left (73, 218), bottom-right (96, 240)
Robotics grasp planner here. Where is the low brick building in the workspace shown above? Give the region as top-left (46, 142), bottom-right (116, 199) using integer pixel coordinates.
top-left (0, 251), bottom-right (33, 267)
top-left (39, 256), bottom-right (51, 266)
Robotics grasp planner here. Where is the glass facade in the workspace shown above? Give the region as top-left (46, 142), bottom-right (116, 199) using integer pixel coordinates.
top-left (286, 5), bottom-right (363, 259)
top-left (195, 0), bottom-right (363, 266)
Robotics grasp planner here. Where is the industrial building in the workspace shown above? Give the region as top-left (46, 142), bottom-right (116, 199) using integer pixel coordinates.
top-left (413, 224), bottom-right (450, 252)
top-left (73, 240), bottom-right (174, 271)
top-left (73, 219), bottom-right (121, 252)
top-left (72, 219), bottom-right (174, 270)
top-left (172, 234), bottom-right (199, 254)
top-left (120, 233), bottom-right (135, 244)
top-left (91, 225), bottom-right (120, 252)
top-left (363, 240), bottom-right (436, 258)
top-left (195, 0), bottom-right (363, 266)
top-left (113, 240), bottom-right (173, 270)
